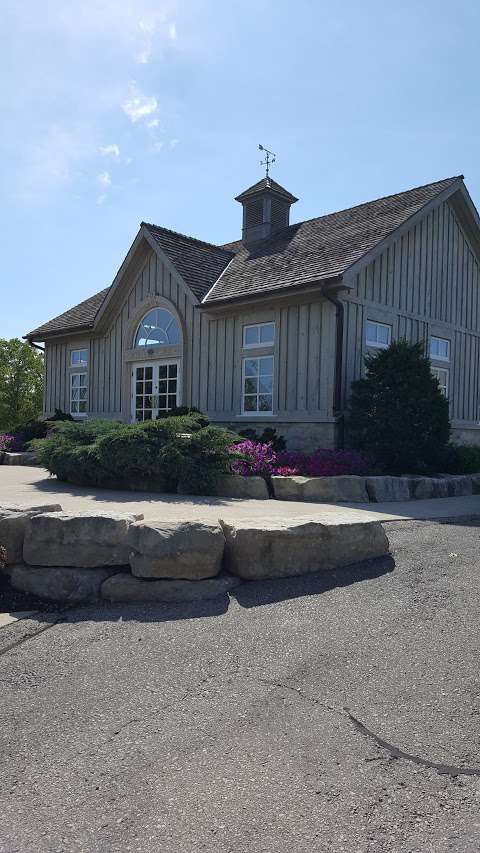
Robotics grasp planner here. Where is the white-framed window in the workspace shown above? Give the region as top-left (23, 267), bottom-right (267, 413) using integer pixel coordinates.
top-left (70, 373), bottom-right (88, 415)
top-left (366, 320), bottom-right (392, 349)
top-left (242, 356), bottom-right (274, 414)
top-left (430, 336), bottom-right (450, 362)
top-left (70, 349), bottom-right (88, 366)
top-left (432, 366), bottom-right (449, 397)
top-left (243, 322), bottom-right (275, 349)
top-left (134, 308), bottom-right (181, 348)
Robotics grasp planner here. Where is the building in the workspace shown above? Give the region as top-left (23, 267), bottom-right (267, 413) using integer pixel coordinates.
top-left (25, 174), bottom-right (480, 449)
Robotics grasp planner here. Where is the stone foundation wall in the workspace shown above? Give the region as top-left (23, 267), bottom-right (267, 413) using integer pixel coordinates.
top-left (220, 420), bottom-right (338, 452)
top-left (451, 426), bottom-right (480, 447)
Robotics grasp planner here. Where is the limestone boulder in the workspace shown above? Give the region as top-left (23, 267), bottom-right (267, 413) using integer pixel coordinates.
top-left (470, 474), bottom-right (480, 494)
top-left (444, 475), bottom-right (473, 497)
top-left (0, 503), bottom-right (62, 565)
top-left (211, 475), bottom-right (269, 500)
top-left (409, 478), bottom-right (434, 500)
top-left (271, 475), bottom-right (368, 503)
top-left (10, 564), bottom-right (119, 604)
top-left (128, 520), bottom-right (225, 580)
top-left (365, 476), bottom-right (411, 503)
top-left (220, 517), bottom-right (390, 580)
top-left (101, 572), bottom-right (240, 603)
top-left (23, 510), bottom-right (143, 568)
top-left (3, 451), bottom-right (39, 466)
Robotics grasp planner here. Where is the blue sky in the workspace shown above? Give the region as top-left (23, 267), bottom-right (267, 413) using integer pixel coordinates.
top-left (2, 0), bottom-right (480, 339)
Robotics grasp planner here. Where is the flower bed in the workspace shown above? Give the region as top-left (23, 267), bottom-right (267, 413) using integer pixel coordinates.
top-left (229, 441), bottom-right (376, 479)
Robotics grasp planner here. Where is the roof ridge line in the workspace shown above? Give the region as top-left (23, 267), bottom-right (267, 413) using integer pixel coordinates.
top-left (220, 176), bottom-right (463, 248)
top-left (290, 175), bottom-right (463, 229)
top-left (141, 221), bottom-right (234, 255)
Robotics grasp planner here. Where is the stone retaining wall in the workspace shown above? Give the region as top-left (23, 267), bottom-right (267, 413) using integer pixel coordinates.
top-left (0, 502), bottom-right (391, 605)
top-left (269, 473), bottom-right (479, 503)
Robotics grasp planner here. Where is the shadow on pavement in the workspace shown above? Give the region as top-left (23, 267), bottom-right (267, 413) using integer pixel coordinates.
top-left (231, 554), bottom-right (395, 610)
top-left (0, 556), bottom-right (395, 627)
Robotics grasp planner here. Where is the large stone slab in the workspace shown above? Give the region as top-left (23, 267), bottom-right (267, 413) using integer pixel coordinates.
top-left (23, 511), bottom-right (143, 568)
top-left (10, 564), bottom-right (118, 604)
top-left (220, 517), bottom-right (390, 580)
top-left (3, 451), bottom-right (39, 466)
top-left (271, 475), bottom-right (368, 503)
top-left (128, 520), bottom-right (224, 580)
top-left (211, 475), bottom-right (269, 500)
top-left (101, 572), bottom-right (240, 603)
top-left (409, 478), bottom-right (449, 500)
top-left (365, 476), bottom-right (411, 503)
top-left (0, 503), bottom-right (62, 565)
top-left (443, 475), bottom-right (473, 497)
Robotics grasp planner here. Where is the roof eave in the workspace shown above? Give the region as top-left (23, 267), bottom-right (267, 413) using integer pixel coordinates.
top-left (24, 323), bottom-right (95, 343)
top-left (200, 274), bottom-right (346, 311)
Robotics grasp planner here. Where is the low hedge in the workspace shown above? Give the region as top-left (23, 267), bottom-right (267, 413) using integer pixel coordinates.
top-left (31, 413), bottom-right (240, 494)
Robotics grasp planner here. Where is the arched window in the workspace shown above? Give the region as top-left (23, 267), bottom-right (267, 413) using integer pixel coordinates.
top-left (134, 308), bottom-right (181, 348)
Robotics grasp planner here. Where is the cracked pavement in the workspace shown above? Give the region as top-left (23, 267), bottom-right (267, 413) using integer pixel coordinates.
top-left (1, 518), bottom-right (480, 852)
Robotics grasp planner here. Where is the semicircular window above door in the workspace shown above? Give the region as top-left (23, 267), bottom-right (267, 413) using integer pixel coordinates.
top-left (134, 308), bottom-right (181, 347)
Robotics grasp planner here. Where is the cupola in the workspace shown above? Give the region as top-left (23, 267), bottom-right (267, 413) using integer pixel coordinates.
top-left (235, 177), bottom-right (298, 246)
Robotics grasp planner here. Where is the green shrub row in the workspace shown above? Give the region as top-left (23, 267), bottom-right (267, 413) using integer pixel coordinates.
top-left (31, 412), bottom-right (239, 494)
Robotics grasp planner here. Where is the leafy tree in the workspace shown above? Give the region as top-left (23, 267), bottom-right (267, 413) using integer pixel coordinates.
top-left (347, 340), bottom-right (451, 474)
top-left (0, 339), bottom-right (44, 432)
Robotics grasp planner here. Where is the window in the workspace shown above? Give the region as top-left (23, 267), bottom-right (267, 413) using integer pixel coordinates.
top-left (243, 322), bottom-right (275, 348)
top-left (70, 373), bottom-right (87, 415)
top-left (71, 349), bottom-right (88, 366)
top-left (430, 336), bottom-right (450, 362)
top-left (432, 367), bottom-right (449, 397)
top-left (242, 356), bottom-right (274, 414)
top-left (134, 308), bottom-right (180, 347)
top-left (366, 321), bottom-right (392, 349)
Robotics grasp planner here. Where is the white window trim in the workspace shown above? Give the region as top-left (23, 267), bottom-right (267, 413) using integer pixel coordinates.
top-left (365, 320), bottom-right (392, 349)
top-left (432, 366), bottom-right (449, 397)
top-left (430, 336), bottom-right (450, 362)
top-left (242, 321), bottom-right (276, 349)
top-left (70, 349), bottom-right (88, 367)
top-left (241, 355), bottom-right (274, 416)
top-left (70, 372), bottom-right (88, 417)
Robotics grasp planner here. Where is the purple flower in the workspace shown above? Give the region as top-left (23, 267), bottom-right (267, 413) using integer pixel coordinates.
top-left (0, 434), bottom-right (16, 452)
top-left (229, 440), bottom-right (278, 478)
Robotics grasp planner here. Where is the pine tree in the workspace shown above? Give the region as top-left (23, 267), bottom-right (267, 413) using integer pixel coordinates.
top-left (348, 340), bottom-right (451, 474)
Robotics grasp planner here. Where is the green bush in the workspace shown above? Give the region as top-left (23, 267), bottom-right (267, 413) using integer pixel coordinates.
top-left (348, 340), bottom-right (451, 474)
top-left (238, 426), bottom-right (286, 452)
top-left (441, 443), bottom-right (480, 474)
top-left (32, 414), bottom-right (238, 494)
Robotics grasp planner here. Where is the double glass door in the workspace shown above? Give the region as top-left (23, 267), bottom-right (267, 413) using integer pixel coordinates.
top-left (132, 361), bottom-right (180, 422)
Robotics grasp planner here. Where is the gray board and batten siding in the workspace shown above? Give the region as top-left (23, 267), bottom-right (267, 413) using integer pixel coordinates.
top-left (43, 240), bottom-right (338, 444)
top-left (341, 196), bottom-right (480, 434)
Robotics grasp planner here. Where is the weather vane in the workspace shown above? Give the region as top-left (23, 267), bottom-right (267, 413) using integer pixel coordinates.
top-left (259, 144), bottom-right (276, 178)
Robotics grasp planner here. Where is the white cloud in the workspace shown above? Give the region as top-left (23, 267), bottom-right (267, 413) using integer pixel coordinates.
top-left (169, 138), bottom-right (179, 149)
top-left (147, 119), bottom-right (160, 128)
top-left (153, 141), bottom-right (164, 152)
top-left (98, 170), bottom-right (111, 186)
top-left (168, 22), bottom-right (177, 41)
top-left (122, 84), bottom-right (158, 123)
top-left (96, 194), bottom-right (106, 205)
top-left (99, 144), bottom-right (120, 158)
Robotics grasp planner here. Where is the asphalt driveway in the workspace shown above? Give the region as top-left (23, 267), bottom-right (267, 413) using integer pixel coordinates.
top-left (1, 518), bottom-right (480, 852)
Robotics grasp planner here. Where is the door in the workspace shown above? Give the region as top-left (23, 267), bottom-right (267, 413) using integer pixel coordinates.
top-left (131, 360), bottom-right (180, 422)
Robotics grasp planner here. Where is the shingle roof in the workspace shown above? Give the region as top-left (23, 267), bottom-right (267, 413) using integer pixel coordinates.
top-left (235, 177), bottom-right (298, 204)
top-left (26, 287), bottom-right (110, 340)
top-left (205, 176), bottom-right (462, 303)
top-left (26, 176), bottom-right (462, 339)
top-left (142, 222), bottom-right (234, 301)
